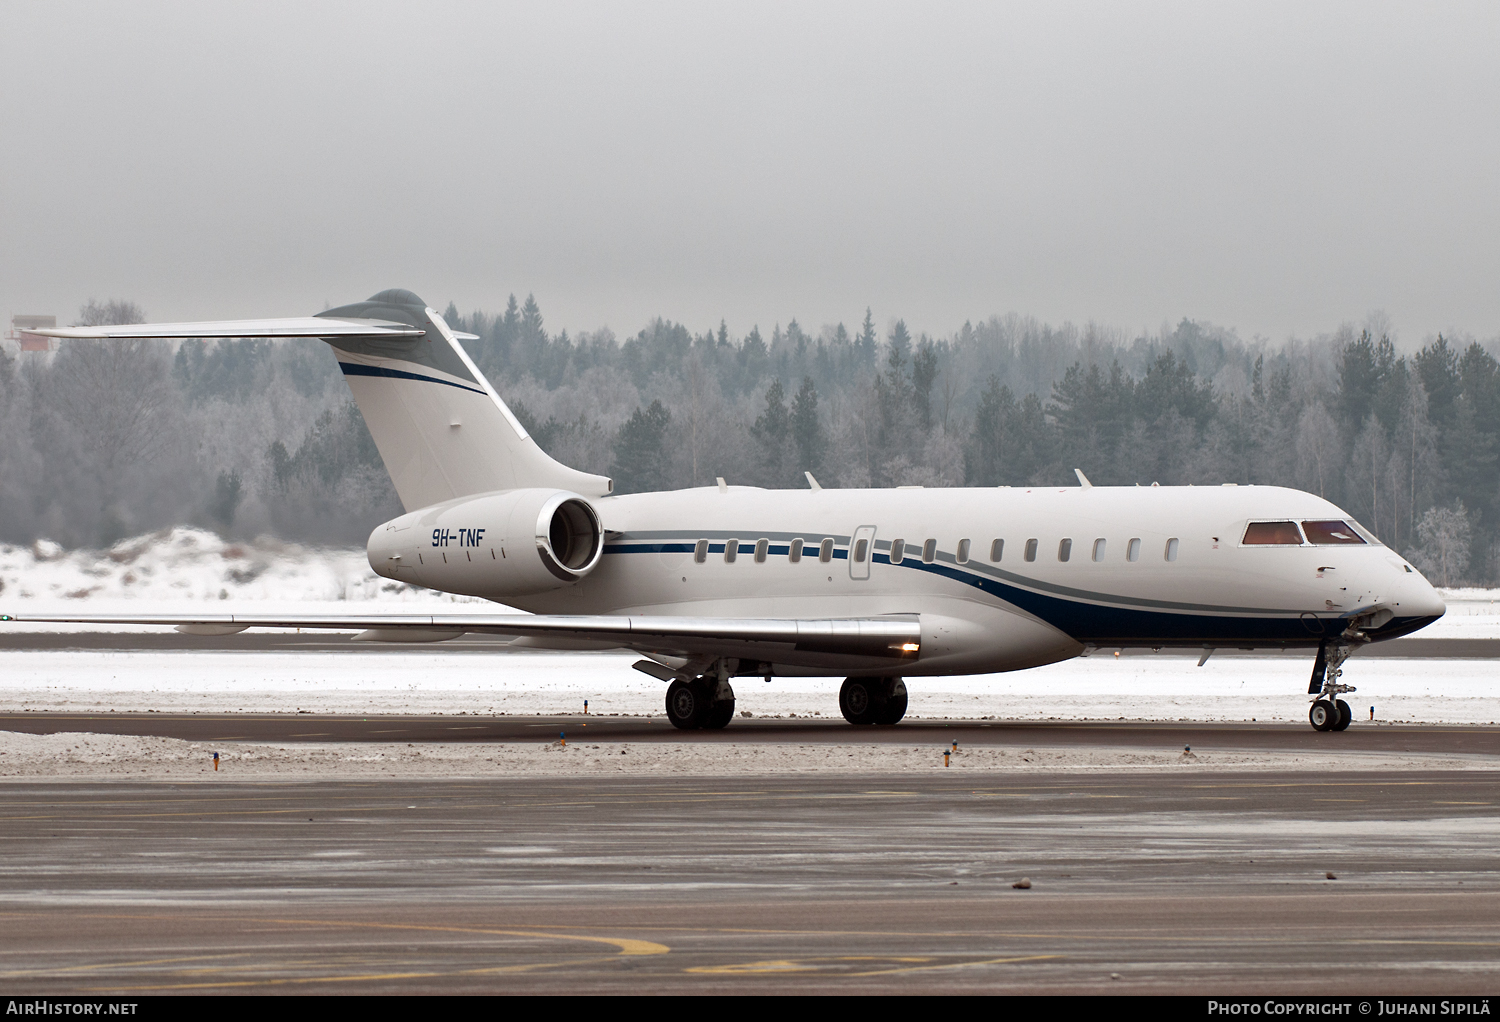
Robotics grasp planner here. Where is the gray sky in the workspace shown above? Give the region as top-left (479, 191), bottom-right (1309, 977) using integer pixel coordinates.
top-left (3, 1), bottom-right (1498, 345)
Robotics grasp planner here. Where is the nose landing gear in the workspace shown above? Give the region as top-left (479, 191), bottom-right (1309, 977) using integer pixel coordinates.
top-left (839, 677), bottom-right (907, 726)
top-left (1308, 639), bottom-right (1358, 732)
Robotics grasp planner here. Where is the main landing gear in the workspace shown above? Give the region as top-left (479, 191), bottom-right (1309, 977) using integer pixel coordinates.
top-left (665, 667), bottom-right (736, 730)
top-left (839, 677), bottom-right (907, 726)
top-left (1307, 638), bottom-right (1357, 732)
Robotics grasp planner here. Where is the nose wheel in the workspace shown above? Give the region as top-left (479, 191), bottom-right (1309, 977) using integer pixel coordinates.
top-left (1310, 698), bottom-right (1352, 732)
top-left (1307, 639), bottom-right (1359, 732)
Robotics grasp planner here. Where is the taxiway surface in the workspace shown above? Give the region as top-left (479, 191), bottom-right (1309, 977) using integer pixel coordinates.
top-left (4, 712), bottom-right (1499, 755)
top-left (2, 771), bottom-right (1498, 994)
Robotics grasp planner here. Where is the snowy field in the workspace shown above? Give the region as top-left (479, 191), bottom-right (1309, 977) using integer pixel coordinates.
top-left (2, 527), bottom-right (1498, 725)
top-left (1, 649), bottom-right (1498, 726)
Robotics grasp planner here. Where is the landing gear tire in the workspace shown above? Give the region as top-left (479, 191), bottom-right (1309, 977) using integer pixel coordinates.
top-left (1332, 698), bottom-right (1352, 732)
top-left (666, 679), bottom-right (706, 730)
top-left (874, 679), bottom-right (908, 726)
top-left (1309, 699), bottom-right (1338, 732)
top-left (841, 678), bottom-right (906, 726)
top-left (702, 691), bottom-right (736, 730)
top-left (839, 678), bottom-right (880, 725)
top-left (667, 677), bottom-right (735, 730)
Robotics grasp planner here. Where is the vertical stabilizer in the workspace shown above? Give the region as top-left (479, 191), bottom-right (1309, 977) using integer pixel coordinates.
top-left (316, 289), bottom-right (611, 510)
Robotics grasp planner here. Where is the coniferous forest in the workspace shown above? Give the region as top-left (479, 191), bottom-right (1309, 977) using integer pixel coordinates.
top-left (0, 295), bottom-right (1494, 586)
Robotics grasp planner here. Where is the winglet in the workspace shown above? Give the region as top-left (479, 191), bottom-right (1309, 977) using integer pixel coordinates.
top-left (1075, 468), bottom-right (1093, 488)
top-left (805, 471), bottom-right (822, 492)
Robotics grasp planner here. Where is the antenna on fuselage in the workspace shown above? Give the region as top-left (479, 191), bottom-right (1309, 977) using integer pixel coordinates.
top-left (1074, 469), bottom-right (1093, 488)
top-left (805, 471), bottom-right (822, 491)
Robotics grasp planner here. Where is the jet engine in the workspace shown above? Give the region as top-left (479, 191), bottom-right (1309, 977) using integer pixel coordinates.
top-left (367, 488), bottom-right (604, 599)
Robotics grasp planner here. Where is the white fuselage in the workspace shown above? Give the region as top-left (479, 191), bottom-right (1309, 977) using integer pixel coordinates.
top-left (372, 482), bottom-right (1446, 678)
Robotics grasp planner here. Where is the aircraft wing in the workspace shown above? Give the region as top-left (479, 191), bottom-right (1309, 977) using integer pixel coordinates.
top-left (33, 317), bottom-right (427, 340)
top-left (0, 612), bottom-right (922, 670)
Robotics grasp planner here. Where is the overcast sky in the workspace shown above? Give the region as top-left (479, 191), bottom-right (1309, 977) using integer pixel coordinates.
top-left (3, 1), bottom-right (1498, 346)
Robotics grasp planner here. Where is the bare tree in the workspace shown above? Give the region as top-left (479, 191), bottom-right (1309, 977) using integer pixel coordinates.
top-left (75, 299), bottom-right (147, 328)
top-left (1393, 371), bottom-right (1440, 551)
top-left (1295, 403), bottom-right (1340, 498)
top-left (1346, 414), bottom-right (1389, 536)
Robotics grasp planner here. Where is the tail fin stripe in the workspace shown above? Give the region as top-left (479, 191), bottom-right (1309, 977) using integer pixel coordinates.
top-left (338, 362), bottom-right (487, 397)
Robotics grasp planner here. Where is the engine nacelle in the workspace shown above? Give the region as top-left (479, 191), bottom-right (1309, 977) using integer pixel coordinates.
top-left (367, 488), bottom-right (604, 599)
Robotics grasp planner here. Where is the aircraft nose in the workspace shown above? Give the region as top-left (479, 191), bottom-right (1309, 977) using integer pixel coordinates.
top-left (1393, 562), bottom-right (1446, 622)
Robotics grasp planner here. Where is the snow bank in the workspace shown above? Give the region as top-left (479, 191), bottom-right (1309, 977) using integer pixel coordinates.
top-left (0, 527), bottom-right (479, 607)
top-left (0, 527), bottom-right (504, 632)
top-left (2, 729), bottom-right (1491, 781)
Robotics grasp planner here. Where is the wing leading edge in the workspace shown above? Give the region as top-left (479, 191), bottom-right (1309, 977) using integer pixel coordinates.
top-left (0, 613), bottom-right (922, 670)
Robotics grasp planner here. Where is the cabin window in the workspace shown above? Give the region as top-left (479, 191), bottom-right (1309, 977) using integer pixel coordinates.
top-left (1092, 538), bottom-right (1106, 562)
top-left (789, 538), bottom-right (804, 562)
top-left (956, 538), bottom-right (971, 564)
top-left (990, 539), bottom-right (1004, 562)
top-left (819, 538), bottom-right (834, 563)
top-left (725, 538), bottom-right (739, 563)
top-left (1242, 521), bottom-right (1303, 545)
top-left (853, 538), bottom-right (868, 563)
top-left (922, 539), bottom-right (937, 563)
top-left (1058, 538), bottom-right (1072, 562)
top-left (890, 539), bottom-right (906, 564)
top-left (694, 539), bottom-right (708, 563)
top-left (1024, 539), bottom-right (1038, 562)
top-left (1165, 537), bottom-right (1179, 561)
top-left (755, 538), bottom-right (769, 563)
top-left (1302, 520), bottom-right (1367, 545)
top-left (1127, 538), bottom-right (1141, 562)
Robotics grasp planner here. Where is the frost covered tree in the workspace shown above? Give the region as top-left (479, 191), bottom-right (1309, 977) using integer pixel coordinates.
top-left (1414, 502), bottom-right (1471, 587)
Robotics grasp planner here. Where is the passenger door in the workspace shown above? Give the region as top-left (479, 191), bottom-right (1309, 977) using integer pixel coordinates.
top-left (849, 525), bottom-right (876, 580)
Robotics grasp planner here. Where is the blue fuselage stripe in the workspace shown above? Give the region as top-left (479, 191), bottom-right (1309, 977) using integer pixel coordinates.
top-left (601, 539), bottom-right (1427, 644)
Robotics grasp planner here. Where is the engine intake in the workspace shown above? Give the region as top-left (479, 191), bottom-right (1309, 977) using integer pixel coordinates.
top-left (538, 493), bottom-right (603, 579)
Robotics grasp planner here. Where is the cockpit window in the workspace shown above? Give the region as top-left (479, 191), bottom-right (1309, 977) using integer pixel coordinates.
top-left (1302, 520), bottom-right (1367, 545)
top-left (1242, 521), bottom-right (1303, 545)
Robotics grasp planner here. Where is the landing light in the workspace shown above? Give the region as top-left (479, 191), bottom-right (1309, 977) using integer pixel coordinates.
top-left (900, 642), bottom-right (920, 652)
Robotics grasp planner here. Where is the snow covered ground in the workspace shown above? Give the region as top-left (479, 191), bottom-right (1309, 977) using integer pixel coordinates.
top-left (1, 648), bottom-right (1496, 724)
top-left (1418, 588), bottom-right (1500, 639)
top-left (3, 728), bottom-right (1488, 781)
top-left (0, 528), bottom-right (497, 631)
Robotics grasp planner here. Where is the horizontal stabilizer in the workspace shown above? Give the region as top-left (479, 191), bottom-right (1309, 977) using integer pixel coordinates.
top-left (2, 612), bottom-right (922, 668)
top-left (34, 317), bottom-right (426, 340)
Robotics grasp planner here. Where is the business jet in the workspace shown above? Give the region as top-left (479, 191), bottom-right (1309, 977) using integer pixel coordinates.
top-left (6, 289), bottom-right (1446, 732)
